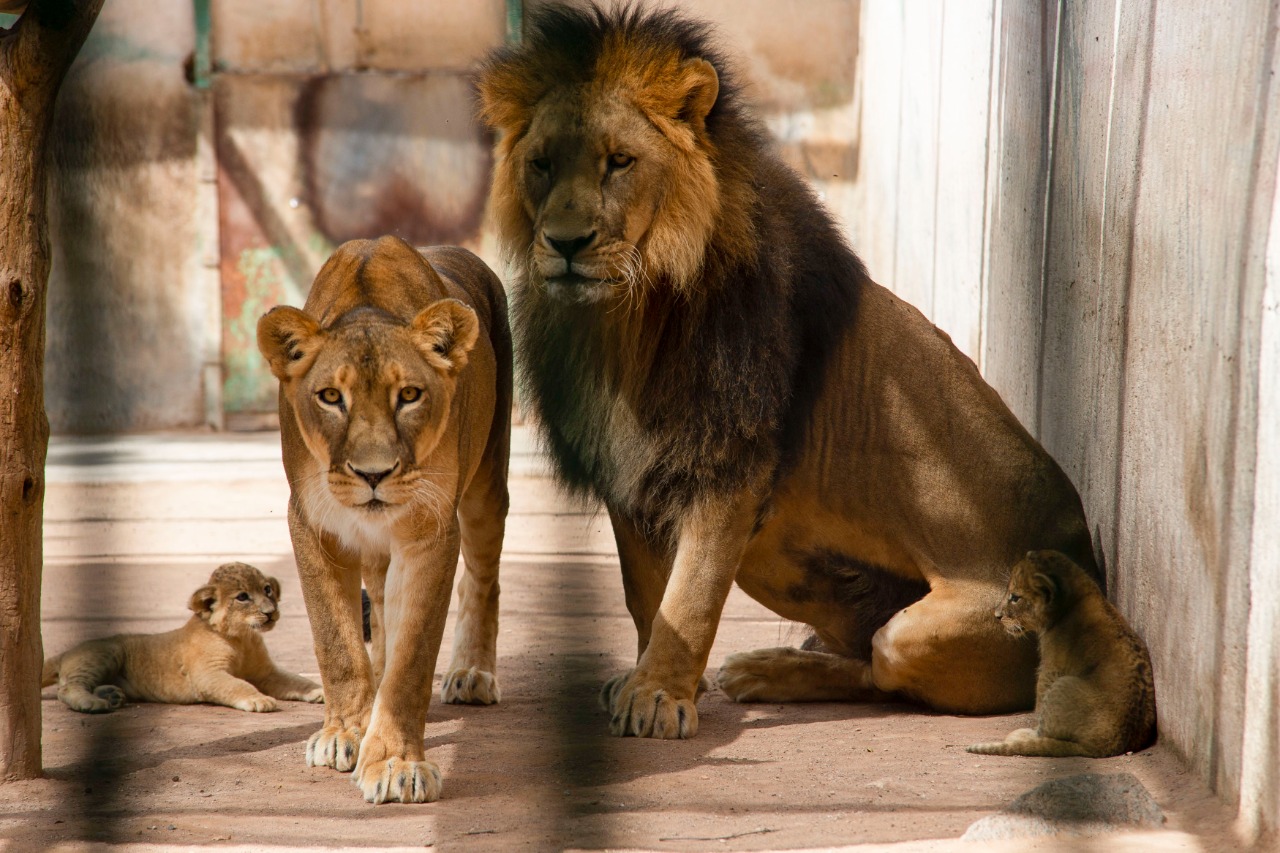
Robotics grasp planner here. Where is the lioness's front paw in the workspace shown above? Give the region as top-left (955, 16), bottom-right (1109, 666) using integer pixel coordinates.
top-left (601, 669), bottom-right (699, 739)
top-left (306, 725), bottom-right (362, 772)
top-left (233, 694), bottom-right (279, 713)
top-left (355, 756), bottom-right (443, 804)
top-left (441, 667), bottom-right (500, 705)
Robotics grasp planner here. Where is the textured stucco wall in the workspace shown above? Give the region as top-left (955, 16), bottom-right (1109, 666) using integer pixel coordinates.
top-left (854, 0), bottom-right (1280, 838)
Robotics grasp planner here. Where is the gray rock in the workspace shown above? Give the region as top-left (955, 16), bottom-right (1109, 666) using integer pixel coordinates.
top-left (962, 772), bottom-right (1166, 841)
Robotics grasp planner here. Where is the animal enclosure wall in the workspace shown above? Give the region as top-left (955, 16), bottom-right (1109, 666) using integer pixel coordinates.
top-left (853, 0), bottom-right (1280, 838)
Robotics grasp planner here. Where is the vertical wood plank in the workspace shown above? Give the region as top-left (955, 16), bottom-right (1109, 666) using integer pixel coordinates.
top-left (856, 0), bottom-right (904, 284)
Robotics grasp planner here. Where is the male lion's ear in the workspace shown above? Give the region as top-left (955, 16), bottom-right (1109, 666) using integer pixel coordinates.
top-left (257, 306), bottom-right (323, 382)
top-left (636, 57), bottom-right (720, 151)
top-left (188, 584), bottom-right (217, 616)
top-left (678, 58), bottom-right (719, 130)
top-left (412, 299), bottom-right (480, 377)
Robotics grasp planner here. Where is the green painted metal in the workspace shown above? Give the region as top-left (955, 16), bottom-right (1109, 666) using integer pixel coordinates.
top-left (193, 0), bottom-right (211, 89)
top-left (505, 0), bottom-right (522, 44)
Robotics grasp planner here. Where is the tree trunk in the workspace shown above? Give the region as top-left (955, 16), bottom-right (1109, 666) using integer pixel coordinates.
top-left (0, 0), bottom-right (104, 781)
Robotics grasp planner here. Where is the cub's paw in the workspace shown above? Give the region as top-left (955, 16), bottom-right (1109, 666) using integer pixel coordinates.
top-left (232, 694), bottom-right (279, 713)
top-left (58, 684), bottom-right (124, 714)
top-left (601, 669), bottom-right (698, 739)
top-left (355, 756), bottom-right (443, 804)
top-left (306, 725), bottom-right (363, 772)
top-left (297, 684), bottom-right (325, 704)
top-left (93, 685), bottom-right (126, 710)
top-left (441, 667), bottom-right (500, 705)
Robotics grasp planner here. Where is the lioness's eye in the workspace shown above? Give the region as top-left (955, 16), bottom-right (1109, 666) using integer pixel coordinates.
top-left (398, 386), bottom-right (422, 407)
top-left (607, 152), bottom-right (635, 171)
top-left (317, 388), bottom-right (342, 406)
top-left (529, 156), bottom-right (551, 173)
top-left (236, 592), bottom-right (250, 602)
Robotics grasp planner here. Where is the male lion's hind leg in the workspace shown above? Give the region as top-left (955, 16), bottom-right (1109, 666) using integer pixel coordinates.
top-left (717, 647), bottom-right (880, 703)
top-left (870, 583), bottom-right (1037, 714)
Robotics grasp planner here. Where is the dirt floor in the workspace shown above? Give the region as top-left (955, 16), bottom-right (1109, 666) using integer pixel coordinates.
top-left (0, 428), bottom-right (1259, 851)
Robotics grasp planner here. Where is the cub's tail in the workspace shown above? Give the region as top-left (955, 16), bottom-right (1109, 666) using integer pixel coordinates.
top-left (42, 654), bottom-right (61, 688)
top-left (966, 736), bottom-right (1089, 758)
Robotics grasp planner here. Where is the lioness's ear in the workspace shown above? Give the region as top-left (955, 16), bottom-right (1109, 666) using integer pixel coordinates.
top-left (188, 584), bottom-right (217, 615)
top-left (412, 299), bottom-right (480, 378)
top-left (257, 306), bottom-right (323, 382)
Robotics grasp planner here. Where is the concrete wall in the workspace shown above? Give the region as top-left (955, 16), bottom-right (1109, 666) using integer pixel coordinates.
top-left (854, 0), bottom-right (1280, 839)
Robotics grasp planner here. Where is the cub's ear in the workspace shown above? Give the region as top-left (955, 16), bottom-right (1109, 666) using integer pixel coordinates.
top-left (1030, 571), bottom-right (1059, 605)
top-left (267, 576), bottom-right (283, 602)
top-left (188, 584), bottom-right (217, 616)
top-left (257, 306), bottom-right (323, 381)
top-left (412, 298), bottom-right (480, 378)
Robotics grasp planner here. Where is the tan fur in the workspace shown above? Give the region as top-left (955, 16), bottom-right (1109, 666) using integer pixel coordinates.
top-left (967, 551), bottom-right (1157, 757)
top-left (257, 236), bottom-right (511, 803)
top-left (41, 562), bottom-right (322, 714)
top-left (480, 5), bottom-right (1100, 739)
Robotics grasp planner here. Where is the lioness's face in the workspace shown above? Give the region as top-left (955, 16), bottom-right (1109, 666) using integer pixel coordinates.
top-left (258, 293), bottom-right (479, 527)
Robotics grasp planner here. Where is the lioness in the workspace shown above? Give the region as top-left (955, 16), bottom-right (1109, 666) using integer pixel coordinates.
top-left (257, 236), bottom-right (511, 802)
top-left (968, 551), bottom-right (1156, 757)
top-left (43, 562), bottom-right (322, 713)
top-left (478, 4), bottom-right (1100, 739)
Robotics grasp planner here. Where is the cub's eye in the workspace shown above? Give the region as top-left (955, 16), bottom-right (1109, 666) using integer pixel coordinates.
top-left (317, 388), bottom-right (343, 407)
top-left (607, 152), bottom-right (635, 171)
top-left (397, 386), bottom-right (422, 407)
top-left (1008, 594), bottom-right (1021, 603)
top-left (235, 592), bottom-right (250, 602)
top-left (529, 156), bottom-right (551, 173)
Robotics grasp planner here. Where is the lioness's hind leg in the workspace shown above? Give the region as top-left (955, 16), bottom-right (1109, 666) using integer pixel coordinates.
top-left (443, 462), bottom-right (507, 706)
top-left (718, 647), bottom-right (879, 703)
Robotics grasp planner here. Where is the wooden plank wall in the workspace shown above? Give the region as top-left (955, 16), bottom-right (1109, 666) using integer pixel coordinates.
top-left (854, 0), bottom-right (1280, 836)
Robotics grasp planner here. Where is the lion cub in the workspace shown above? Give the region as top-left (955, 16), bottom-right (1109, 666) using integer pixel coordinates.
top-left (42, 562), bottom-right (323, 714)
top-left (967, 551), bottom-right (1155, 757)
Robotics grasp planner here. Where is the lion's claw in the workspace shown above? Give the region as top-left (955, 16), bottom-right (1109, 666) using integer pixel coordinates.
top-left (601, 669), bottom-right (699, 739)
top-left (441, 667), bottom-right (501, 705)
top-left (306, 725), bottom-right (363, 772)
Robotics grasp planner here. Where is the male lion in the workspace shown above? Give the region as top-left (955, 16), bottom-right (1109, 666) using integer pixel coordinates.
top-left (257, 236), bottom-right (511, 802)
top-left (477, 4), bottom-right (1100, 739)
top-left (43, 562), bottom-right (322, 713)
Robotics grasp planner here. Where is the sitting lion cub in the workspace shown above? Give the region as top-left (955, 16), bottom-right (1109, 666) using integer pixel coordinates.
top-left (42, 562), bottom-right (323, 713)
top-left (967, 551), bottom-right (1156, 757)
top-left (257, 236), bottom-right (511, 804)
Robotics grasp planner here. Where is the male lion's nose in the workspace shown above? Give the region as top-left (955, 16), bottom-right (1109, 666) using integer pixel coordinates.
top-left (546, 232), bottom-right (595, 261)
top-left (349, 462), bottom-right (396, 489)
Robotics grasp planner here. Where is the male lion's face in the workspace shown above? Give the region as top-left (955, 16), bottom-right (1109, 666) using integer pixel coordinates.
top-left (480, 56), bottom-right (722, 302)
top-left (258, 294), bottom-right (479, 531)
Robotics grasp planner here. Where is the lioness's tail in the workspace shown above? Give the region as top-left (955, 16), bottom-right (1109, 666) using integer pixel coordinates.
top-left (42, 654), bottom-right (61, 688)
top-left (966, 737), bottom-right (1089, 757)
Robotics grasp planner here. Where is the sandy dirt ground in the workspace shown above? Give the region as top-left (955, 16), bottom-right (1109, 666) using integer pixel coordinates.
top-left (0, 428), bottom-right (1258, 852)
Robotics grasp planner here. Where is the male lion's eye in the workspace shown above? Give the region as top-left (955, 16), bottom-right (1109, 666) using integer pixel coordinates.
top-left (607, 152), bottom-right (635, 171)
top-left (1008, 594), bottom-right (1021, 603)
top-left (398, 386), bottom-right (422, 407)
top-left (529, 156), bottom-right (551, 173)
top-left (317, 388), bottom-right (342, 406)
top-left (236, 592), bottom-right (250, 602)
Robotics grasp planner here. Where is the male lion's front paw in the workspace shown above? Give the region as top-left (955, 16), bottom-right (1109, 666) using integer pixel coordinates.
top-left (306, 724), bottom-right (363, 772)
top-left (441, 667), bottom-right (500, 705)
top-left (233, 694), bottom-right (279, 713)
top-left (601, 669), bottom-right (699, 739)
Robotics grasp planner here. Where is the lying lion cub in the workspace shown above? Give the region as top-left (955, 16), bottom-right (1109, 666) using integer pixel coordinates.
top-left (967, 551), bottom-right (1156, 757)
top-left (42, 562), bottom-right (323, 714)
top-left (257, 236), bottom-right (511, 804)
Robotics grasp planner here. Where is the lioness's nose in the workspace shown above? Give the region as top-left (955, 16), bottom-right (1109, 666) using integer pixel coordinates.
top-left (349, 462), bottom-right (396, 489)
top-left (546, 232), bottom-right (595, 261)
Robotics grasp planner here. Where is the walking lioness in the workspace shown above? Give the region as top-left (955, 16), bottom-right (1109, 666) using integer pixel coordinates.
top-left (258, 236), bottom-right (511, 802)
top-left (477, 3), bottom-right (1101, 739)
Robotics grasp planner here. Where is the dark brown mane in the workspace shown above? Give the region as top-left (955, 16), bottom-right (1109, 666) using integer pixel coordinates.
top-left (482, 3), bottom-right (866, 539)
